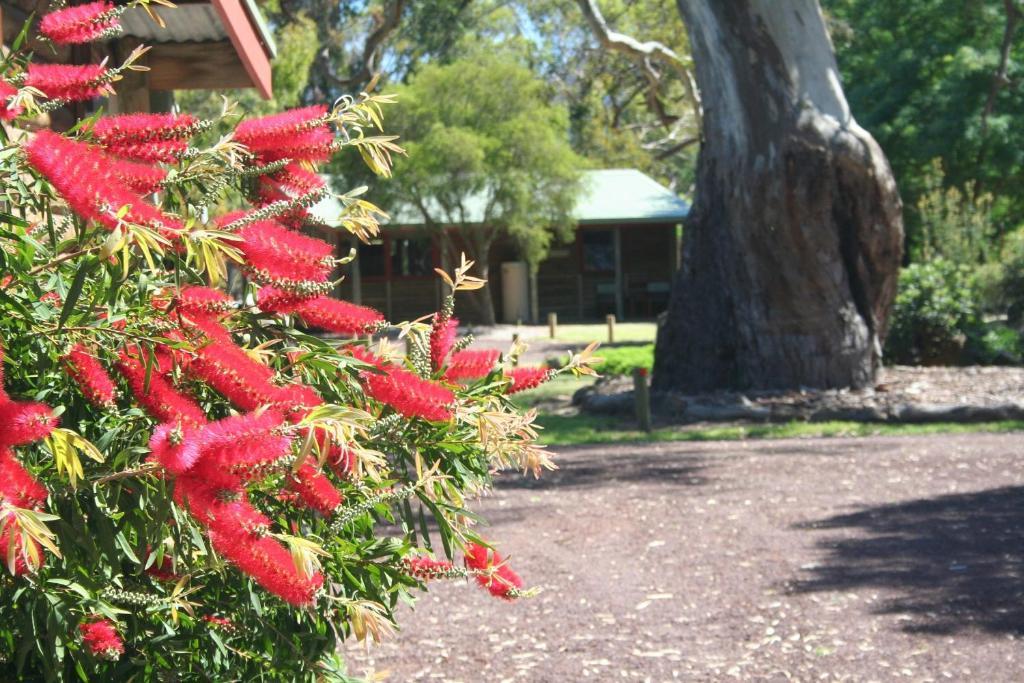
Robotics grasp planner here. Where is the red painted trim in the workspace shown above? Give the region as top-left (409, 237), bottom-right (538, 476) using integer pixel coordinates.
top-left (211, 0), bottom-right (272, 99)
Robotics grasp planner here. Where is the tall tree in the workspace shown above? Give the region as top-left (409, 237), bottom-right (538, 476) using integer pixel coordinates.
top-left (379, 53), bottom-right (582, 325)
top-left (653, 0), bottom-right (904, 392)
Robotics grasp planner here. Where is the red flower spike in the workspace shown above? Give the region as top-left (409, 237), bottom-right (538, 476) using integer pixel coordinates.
top-left (0, 449), bottom-right (48, 508)
top-left (175, 286), bottom-right (233, 317)
top-left (259, 163), bottom-right (326, 198)
top-left (0, 401), bottom-right (57, 447)
top-left (505, 366), bottom-right (553, 395)
top-left (103, 138), bottom-right (189, 164)
top-left (25, 63), bottom-right (110, 101)
top-left (463, 542), bottom-right (523, 601)
top-left (270, 383), bottom-right (324, 422)
top-left (403, 556), bottom-right (458, 581)
top-left (256, 285), bottom-right (316, 314)
top-left (79, 619), bottom-right (124, 660)
top-left (252, 126), bottom-right (335, 164)
top-left (193, 410), bottom-right (292, 474)
top-left (430, 316), bottom-right (458, 371)
top-left (235, 105), bottom-right (328, 149)
top-left (39, 2), bottom-right (118, 44)
top-left (446, 349), bottom-right (501, 381)
top-left (208, 531), bottom-right (322, 606)
top-left (145, 553), bottom-right (179, 582)
top-left (291, 296), bottom-right (384, 336)
top-left (63, 344), bottom-right (117, 407)
top-left (108, 156), bottom-right (166, 195)
top-left (24, 131), bottom-right (184, 238)
top-left (360, 362), bottom-right (455, 422)
top-left (0, 80), bottom-right (22, 121)
top-left (238, 220), bottom-right (334, 283)
top-left (202, 614), bottom-right (235, 630)
top-left (289, 462), bottom-right (343, 516)
top-left (89, 112), bottom-right (198, 145)
top-left (116, 353), bottom-right (207, 426)
top-left (187, 339), bottom-right (279, 411)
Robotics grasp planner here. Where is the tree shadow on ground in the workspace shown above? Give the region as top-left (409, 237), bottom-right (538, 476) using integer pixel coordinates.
top-left (789, 485), bottom-right (1024, 635)
top-left (494, 448), bottom-right (710, 491)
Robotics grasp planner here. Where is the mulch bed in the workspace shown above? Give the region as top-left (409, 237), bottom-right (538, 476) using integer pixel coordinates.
top-left (343, 433), bottom-right (1024, 681)
top-left (577, 365), bottom-right (1024, 423)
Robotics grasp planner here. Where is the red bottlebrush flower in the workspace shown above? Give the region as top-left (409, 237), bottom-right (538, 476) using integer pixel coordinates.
top-left (209, 531), bottom-right (322, 606)
top-left (103, 138), bottom-right (189, 164)
top-left (0, 80), bottom-right (22, 121)
top-left (63, 344), bottom-right (117, 407)
top-left (175, 286), bottom-right (233, 317)
top-left (361, 363), bottom-right (455, 422)
top-left (24, 63), bottom-right (110, 101)
top-left (446, 349), bottom-right (501, 381)
top-left (0, 400), bottom-right (57, 447)
top-left (463, 542), bottom-right (523, 601)
top-left (289, 462), bottom-right (343, 516)
top-left (195, 410), bottom-right (292, 474)
top-left (0, 449), bottom-right (47, 508)
top-left (256, 285), bottom-right (316, 314)
top-left (430, 315), bottom-right (458, 371)
top-left (403, 556), bottom-right (459, 581)
top-left (108, 156), bottom-right (166, 194)
top-left (79, 619), bottom-right (124, 660)
top-left (238, 220), bottom-right (334, 284)
top-left (269, 383), bottom-right (323, 422)
top-left (0, 511), bottom-right (44, 575)
top-left (40, 291), bottom-right (62, 305)
top-left (24, 131), bottom-right (184, 238)
top-left (89, 112), bottom-right (198, 145)
top-left (253, 127), bottom-right (335, 164)
top-left (235, 106), bottom-right (328, 149)
top-left (187, 338), bottom-right (279, 411)
top-left (505, 366), bottom-right (553, 395)
top-left (202, 614), bottom-right (235, 631)
top-left (117, 353), bottom-right (206, 426)
top-left (325, 440), bottom-right (357, 479)
top-left (39, 2), bottom-right (118, 44)
top-left (259, 162), bottom-right (326, 198)
top-left (291, 296), bottom-right (384, 336)
top-left (148, 422), bottom-right (201, 474)
top-left (145, 553), bottom-right (178, 582)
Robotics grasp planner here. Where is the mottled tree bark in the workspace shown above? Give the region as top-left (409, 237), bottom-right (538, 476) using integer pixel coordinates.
top-left (653, 0), bottom-right (903, 393)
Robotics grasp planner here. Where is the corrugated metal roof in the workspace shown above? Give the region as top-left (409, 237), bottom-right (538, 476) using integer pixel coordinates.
top-left (309, 169), bottom-right (690, 229)
top-left (121, 4), bottom-right (228, 43)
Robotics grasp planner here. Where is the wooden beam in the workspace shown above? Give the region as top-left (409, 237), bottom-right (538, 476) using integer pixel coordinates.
top-left (147, 41), bottom-right (252, 91)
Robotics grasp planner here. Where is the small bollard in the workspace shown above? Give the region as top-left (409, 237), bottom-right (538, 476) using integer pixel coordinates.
top-left (633, 367), bottom-right (652, 433)
top-left (606, 314), bottom-right (616, 344)
top-left (548, 312), bottom-right (558, 339)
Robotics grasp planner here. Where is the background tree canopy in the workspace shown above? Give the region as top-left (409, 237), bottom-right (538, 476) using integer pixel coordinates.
top-left (824, 0), bottom-right (1024, 250)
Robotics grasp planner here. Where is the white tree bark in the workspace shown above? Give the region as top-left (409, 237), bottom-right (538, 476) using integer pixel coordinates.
top-left (653, 0), bottom-right (904, 392)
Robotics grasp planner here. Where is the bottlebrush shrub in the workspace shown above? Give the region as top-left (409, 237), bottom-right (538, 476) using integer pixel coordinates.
top-left (0, 8), bottom-right (599, 682)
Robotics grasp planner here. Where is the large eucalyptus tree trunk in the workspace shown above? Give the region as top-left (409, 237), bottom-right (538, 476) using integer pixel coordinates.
top-left (653, 0), bottom-right (904, 393)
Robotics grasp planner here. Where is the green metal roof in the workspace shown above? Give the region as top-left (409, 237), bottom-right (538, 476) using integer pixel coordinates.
top-left (309, 168), bottom-right (689, 229)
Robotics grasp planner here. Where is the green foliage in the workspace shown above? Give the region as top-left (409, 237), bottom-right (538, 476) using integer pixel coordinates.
top-left (825, 0), bottom-right (1024, 239)
top-left (916, 159), bottom-right (996, 264)
top-left (885, 259), bottom-right (983, 364)
top-left (590, 344), bottom-right (653, 377)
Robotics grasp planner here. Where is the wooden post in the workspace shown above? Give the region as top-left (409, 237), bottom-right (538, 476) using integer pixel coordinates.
top-left (606, 314), bottom-right (616, 344)
top-left (548, 312), bottom-right (558, 339)
top-left (633, 368), bottom-right (652, 432)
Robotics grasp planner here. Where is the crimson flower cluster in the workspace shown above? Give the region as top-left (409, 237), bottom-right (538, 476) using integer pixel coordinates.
top-left (39, 2), bottom-right (119, 44)
top-left (0, 347), bottom-right (57, 576)
top-left (78, 619), bottom-right (124, 661)
top-left (463, 542), bottom-right (524, 601)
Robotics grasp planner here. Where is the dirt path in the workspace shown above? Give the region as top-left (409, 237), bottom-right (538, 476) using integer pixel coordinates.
top-left (344, 433), bottom-right (1024, 682)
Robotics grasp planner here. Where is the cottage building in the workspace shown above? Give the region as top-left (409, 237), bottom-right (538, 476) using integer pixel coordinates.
top-left (313, 169), bottom-right (690, 324)
top-left (1, 0), bottom-right (274, 123)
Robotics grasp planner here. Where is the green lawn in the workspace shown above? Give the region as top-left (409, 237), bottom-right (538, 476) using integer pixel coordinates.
top-left (533, 413), bottom-right (1024, 447)
top-left (525, 322), bottom-right (657, 344)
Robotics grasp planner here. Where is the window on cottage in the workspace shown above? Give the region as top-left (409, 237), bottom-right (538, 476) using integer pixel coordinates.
top-left (391, 236), bottom-right (434, 277)
top-left (581, 229), bottom-right (614, 272)
top-left (360, 240), bottom-right (387, 278)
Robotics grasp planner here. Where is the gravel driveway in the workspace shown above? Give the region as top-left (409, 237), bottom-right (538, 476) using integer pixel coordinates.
top-left (344, 433), bottom-right (1024, 682)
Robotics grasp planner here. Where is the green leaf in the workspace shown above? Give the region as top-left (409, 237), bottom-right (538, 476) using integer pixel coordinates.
top-left (58, 257), bottom-right (94, 329)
